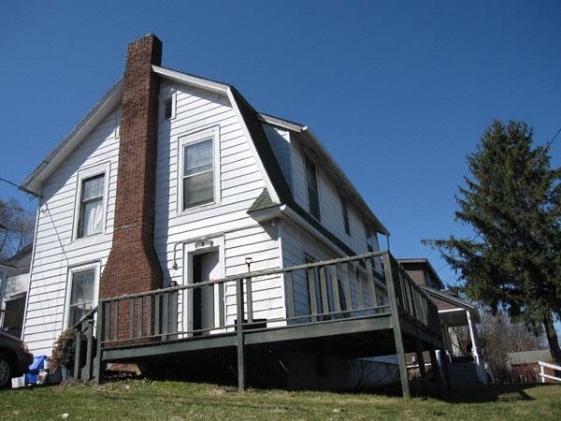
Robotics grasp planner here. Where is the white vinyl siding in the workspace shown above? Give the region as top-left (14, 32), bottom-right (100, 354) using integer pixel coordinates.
top-left (291, 140), bottom-right (371, 255)
top-left (23, 108), bottom-right (120, 355)
top-left (154, 82), bottom-right (284, 327)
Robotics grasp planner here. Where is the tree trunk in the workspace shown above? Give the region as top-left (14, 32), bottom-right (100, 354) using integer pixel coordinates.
top-left (543, 312), bottom-right (561, 363)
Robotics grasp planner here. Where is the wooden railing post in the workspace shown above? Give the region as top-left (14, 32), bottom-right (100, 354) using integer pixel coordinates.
top-left (236, 276), bottom-right (246, 391)
top-left (94, 302), bottom-right (104, 384)
top-left (383, 253), bottom-right (411, 398)
top-left (74, 325), bottom-right (82, 380)
top-left (85, 318), bottom-right (94, 380)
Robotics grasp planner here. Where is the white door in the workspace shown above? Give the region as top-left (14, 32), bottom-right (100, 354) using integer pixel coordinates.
top-left (192, 250), bottom-right (220, 335)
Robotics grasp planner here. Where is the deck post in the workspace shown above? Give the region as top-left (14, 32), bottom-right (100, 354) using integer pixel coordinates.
top-left (236, 277), bottom-right (246, 391)
top-left (74, 325), bottom-right (82, 380)
top-left (94, 303), bottom-right (104, 384)
top-left (429, 344), bottom-right (442, 394)
top-left (85, 318), bottom-right (94, 380)
top-left (383, 253), bottom-right (411, 398)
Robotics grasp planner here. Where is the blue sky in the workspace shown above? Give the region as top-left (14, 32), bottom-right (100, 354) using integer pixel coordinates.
top-left (1, 0), bottom-right (561, 288)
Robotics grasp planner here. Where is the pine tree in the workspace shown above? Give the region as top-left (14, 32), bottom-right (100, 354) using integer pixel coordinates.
top-left (426, 120), bottom-right (561, 362)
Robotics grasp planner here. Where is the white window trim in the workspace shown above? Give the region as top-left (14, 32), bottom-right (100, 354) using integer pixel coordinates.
top-left (72, 162), bottom-right (111, 242)
top-left (159, 90), bottom-right (177, 121)
top-left (178, 126), bottom-right (221, 214)
top-left (64, 261), bottom-right (100, 329)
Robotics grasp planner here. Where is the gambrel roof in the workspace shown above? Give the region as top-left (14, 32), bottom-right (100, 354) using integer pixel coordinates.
top-left (21, 65), bottom-right (389, 246)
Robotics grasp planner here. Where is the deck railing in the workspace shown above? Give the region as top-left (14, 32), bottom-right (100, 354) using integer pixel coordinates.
top-left (95, 251), bottom-right (440, 348)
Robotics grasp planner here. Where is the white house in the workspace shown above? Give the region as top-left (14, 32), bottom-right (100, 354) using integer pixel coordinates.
top-left (19, 35), bottom-right (443, 393)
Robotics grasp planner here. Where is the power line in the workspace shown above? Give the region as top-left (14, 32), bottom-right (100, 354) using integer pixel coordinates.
top-left (0, 176), bottom-right (40, 198)
top-left (545, 126), bottom-right (561, 150)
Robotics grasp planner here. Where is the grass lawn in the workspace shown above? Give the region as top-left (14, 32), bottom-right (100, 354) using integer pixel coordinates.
top-left (1, 380), bottom-right (560, 421)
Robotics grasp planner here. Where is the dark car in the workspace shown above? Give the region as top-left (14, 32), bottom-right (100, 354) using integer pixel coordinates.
top-left (0, 331), bottom-right (34, 389)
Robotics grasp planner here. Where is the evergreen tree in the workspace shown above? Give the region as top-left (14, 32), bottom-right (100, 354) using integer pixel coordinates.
top-left (426, 120), bottom-right (561, 362)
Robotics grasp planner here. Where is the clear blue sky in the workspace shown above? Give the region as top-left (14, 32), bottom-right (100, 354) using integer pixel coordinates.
top-left (1, 1), bottom-right (561, 289)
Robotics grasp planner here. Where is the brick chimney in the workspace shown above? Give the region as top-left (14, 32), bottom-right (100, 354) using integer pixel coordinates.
top-left (100, 34), bottom-right (163, 300)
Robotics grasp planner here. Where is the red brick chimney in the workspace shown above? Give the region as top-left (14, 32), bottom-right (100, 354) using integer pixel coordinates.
top-left (100, 34), bottom-right (163, 300)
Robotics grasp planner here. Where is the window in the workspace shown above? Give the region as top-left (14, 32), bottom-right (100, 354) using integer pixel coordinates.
top-left (78, 174), bottom-right (105, 238)
top-left (68, 268), bottom-right (95, 327)
top-left (183, 138), bottom-right (214, 209)
top-left (341, 196), bottom-right (350, 235)
top-left (163, 98), bottom-right (173, 120)
top-left (160, 93), bottom-right (176, 121)
top-left (305, 156), bottom-right (320, 220)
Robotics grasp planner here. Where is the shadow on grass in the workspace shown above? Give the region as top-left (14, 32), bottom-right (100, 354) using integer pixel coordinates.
top-left (362, 380), bottom-right (544, 403)
top-left (429, 383), bottom-right (538, 403)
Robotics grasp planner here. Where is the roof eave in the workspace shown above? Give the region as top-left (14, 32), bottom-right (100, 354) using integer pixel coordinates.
top-left (423, 286), bottom-right (481, 323)
top-left (152, 65), bottom-right (230, 95)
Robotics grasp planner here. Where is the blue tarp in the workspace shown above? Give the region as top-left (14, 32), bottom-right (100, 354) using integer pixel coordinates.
top-left (25, 355), bottom-right (48, 385)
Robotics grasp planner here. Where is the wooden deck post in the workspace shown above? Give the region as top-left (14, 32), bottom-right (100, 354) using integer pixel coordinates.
top-left (94, 303), bottom-right (104, 385)
top-left (74, 326), bottom-right (82, 380)
top-left (383, 253), bottom-right (411, 398)
top-left (236, 277), bottom-right (246, 391)
top-left (429, 344), bottom-right (442, 394)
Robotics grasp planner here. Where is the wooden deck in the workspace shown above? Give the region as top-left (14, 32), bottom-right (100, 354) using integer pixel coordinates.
top-left (74, 251), bottom-right (445, 397)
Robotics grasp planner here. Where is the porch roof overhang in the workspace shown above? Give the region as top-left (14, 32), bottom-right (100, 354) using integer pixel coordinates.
top-left (422, 286), bottom-right (481, 326)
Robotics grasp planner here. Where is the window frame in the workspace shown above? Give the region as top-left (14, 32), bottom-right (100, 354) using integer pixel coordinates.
top-left (65, 262), bottom-right (100, 329)
top-left (73, 163), bottom-right (110, 241)
top-left (178, 126), bottom-right (221, 213)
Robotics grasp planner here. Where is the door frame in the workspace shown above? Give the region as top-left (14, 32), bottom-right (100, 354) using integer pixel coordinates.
top-left (182, 235), bottom-right (225, 335)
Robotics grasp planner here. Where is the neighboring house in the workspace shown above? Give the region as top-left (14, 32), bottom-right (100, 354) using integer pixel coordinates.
top-left (0, 245), bottom-right (32, 338)
top-left (19, 35), bottom-right (443, 394)
top-left (398, 258), bottom-right (486, 384)
top-left (507, 349), bottom-right (554, 383)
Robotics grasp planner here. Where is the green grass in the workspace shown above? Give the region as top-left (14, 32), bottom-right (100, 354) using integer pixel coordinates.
top-left (1, 380), bottom-right (560, 421)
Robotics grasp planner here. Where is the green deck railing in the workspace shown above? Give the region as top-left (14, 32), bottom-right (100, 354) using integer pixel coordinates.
top-left (76, 251), bottom-right (441, 397)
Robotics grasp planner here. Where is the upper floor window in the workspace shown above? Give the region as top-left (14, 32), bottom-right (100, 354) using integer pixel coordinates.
top-left (78, 174), bottom-right (105, 238)
top-left (341, 196), bottom-right (350, 235)
top-left (183, 138), bottom-right (214, 209)
top-left (305, 156), bottom-right (320, 220)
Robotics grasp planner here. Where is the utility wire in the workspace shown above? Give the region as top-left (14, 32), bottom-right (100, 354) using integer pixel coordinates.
top-left (545, 126), bottom-right (561, 150)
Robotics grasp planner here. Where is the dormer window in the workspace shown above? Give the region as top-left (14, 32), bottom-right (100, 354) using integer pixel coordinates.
top-left (341, 196), bottom-right (350, 235)
top-left (305, 156), bottom-right (320, 220)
